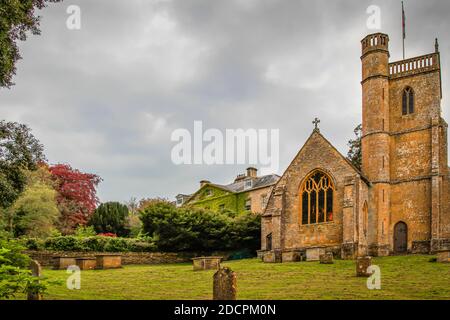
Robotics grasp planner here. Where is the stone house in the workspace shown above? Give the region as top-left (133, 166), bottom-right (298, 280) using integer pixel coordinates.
top-left (177, 167), bottom-right (279, 214)
top-left (261, 33), bottom-right (450, 261)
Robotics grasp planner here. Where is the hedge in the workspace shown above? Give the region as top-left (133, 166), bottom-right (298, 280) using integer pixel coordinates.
top-left (18, 236), bottom-right (157, 253)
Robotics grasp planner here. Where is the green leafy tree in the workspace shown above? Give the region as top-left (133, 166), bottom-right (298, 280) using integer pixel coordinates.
top-left (347, 124), bottom-right (362, 170)
top-left (0, 121), bottom-right (45, 211)
top-left (3, 166), bottom-right (59, 238)
top-left (0, 0), bottom-right (62, 88)
top-left (10, 182), bottom-right (59, 238)
top-left (89, 202), bottom-right (130, 237)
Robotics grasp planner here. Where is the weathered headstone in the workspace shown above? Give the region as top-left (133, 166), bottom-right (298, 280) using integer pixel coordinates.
top-left (27, 260), bottom-right (42, 300)
top-left (356, 256), bottom-right (372, 277)
top-left (213, 267), bottom-right (237, 300)
top-left (437, 250), bottom-right (450, 263)
top-left (319, 252), bottom-right (334, 264)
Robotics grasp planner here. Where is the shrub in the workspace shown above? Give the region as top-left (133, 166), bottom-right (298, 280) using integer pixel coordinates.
top-left (74, 225), bottom-right (96, 237)
top-left (44, 236), bottom-right (83, 251)
top-left (140, 202), bottom-right (260, 252)
top-left (0, 239), bottom-right (59, 299)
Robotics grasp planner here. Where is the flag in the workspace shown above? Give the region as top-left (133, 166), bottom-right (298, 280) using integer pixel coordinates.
top-left (402, 2), bottom-right (406, 39)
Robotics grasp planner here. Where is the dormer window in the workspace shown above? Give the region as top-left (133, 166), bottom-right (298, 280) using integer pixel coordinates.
top-left (244, 180), bottom-right (253, 190)
top-left (402, 87), bottom-right (414, 115)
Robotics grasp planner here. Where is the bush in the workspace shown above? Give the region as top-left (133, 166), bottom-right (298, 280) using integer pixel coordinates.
top-left (21, 235), bottom-right (157, 253)
top-left (0, 239), bottom-right (59, 299)
top-left (140, 202), bottom-right (261, 252)
top-left (74, 225), bottom-right (96, 237)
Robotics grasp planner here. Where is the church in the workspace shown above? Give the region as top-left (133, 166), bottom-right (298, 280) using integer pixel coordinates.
top-left (260, 33), bottom-right (450, 261)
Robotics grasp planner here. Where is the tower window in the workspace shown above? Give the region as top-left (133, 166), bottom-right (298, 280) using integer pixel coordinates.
top-left (300, 170), bottom-right (334, 225)
top-left (402, 87), bottom-right (414, 115)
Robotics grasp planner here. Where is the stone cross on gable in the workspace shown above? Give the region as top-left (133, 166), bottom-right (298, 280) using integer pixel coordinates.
top-left (313, 118), bottom-right (321, 131)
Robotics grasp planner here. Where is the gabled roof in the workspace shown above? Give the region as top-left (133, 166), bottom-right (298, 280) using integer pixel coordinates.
top-left (183, 173), bottom-right (280, 205)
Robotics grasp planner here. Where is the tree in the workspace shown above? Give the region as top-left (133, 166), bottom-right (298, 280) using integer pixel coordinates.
top-left (89, 202), bottom-right (129, 237)
top-left (0, 121), bottom-right (46, 209)
top-left (347, 124), bottom-right (362, 170)
top-left (6, 166), bottom-right (59, 238)
top-left (49, 164), bottom-right (101, 234)
top-left (0, 0), bottom-right (62, 88)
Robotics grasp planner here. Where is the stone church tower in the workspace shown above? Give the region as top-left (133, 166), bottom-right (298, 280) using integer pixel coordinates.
top-left (361, 33), bottom-right (449, 256)
top-left (260, 33), bottom-right (450, 262)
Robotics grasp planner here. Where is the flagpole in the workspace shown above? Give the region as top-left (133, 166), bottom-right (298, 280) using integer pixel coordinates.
top-left (402, 1), bottom-right (405, 59)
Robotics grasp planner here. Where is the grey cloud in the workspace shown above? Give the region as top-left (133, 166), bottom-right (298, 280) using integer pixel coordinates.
top-left (1, 0), bottom-right (449, 202)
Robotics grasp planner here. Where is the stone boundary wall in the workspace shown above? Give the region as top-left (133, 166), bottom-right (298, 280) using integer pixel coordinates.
top-left (26, 250), bottom-right (237, 267)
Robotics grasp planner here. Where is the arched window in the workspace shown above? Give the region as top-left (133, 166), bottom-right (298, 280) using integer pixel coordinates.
top-left (300, 170), bottom-right (334, 225)
top-left (402, 87), bottom-right (414, 115)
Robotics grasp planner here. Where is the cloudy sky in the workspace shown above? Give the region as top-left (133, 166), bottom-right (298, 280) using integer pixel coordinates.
top-left (1, 0), bottom-right (449, 203)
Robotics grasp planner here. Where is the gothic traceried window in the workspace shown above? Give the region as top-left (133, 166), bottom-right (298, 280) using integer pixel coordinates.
top-left (402, 87), bottom-right (414, 115)
top-left (300, 171), bottom-right (334, 225)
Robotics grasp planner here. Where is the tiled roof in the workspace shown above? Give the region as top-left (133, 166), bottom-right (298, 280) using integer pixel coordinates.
top-left (212, 174), bottom-right (279, 193)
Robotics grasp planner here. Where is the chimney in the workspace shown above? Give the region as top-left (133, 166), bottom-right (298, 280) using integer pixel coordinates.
top-left (246, 167), bottom-right (258, 178)
top-left (200, 180), bottom-right (210, 188)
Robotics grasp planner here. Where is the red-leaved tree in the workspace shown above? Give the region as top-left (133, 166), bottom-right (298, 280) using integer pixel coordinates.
top-left (49, 164), bottom-right (102, 234)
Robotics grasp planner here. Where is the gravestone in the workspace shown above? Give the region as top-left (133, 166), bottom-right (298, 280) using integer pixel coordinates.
top-left (437, 250), bottom-right (450, 263)
top-left (306, 248), bottom-right (325, 261)
top-left (213, 267), bottom-right (237, 300)
top-left (319, 252), bottom-right (334, 264)
top-left (27, 260), bottom-right (42, 300)
top-left (356, 256), bottom-right (372, 277)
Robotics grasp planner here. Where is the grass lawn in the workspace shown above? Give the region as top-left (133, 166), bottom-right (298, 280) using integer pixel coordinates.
top-left (38, 255), bottom-right (449, 300)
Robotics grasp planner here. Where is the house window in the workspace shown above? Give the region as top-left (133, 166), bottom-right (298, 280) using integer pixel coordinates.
top-left (205, 189), bottom-right (212, 197)
top-left (402, 87), bottom-right (414, 115)
top-left (244, 180), bottom-right (253, 190)
top-left (245, 198), bottom-right (252, 211)
top-left (300, 170), bottom-right (334, 225)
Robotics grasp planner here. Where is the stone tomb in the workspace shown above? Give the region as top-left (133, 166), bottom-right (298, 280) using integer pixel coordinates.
top-left (356, 256), bottom-right (372, 277)
top-left (76, 257), bottom-right (97, 270)
top-left (306, 248), bottom-right (326, 262)
top-left (263, 250), bottom-right (282, 263)
top-left (437, 250), bottom-right (450, 263)
top-left (96, 254), bottom-right (122, 269)
top-left (52, 256), bottom-right (77, 270)
top-left (319, 252), bottom-right (334, 264)
top-left (192, 256), bottom-right (222, 271)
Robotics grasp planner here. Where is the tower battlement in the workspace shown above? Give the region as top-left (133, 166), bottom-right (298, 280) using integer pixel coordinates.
top-left (361, 33), bottom-right (389, 57)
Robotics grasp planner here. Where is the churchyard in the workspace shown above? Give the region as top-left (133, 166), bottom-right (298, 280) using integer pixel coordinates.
top-left (37, 255), bottom-right (449, 300)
